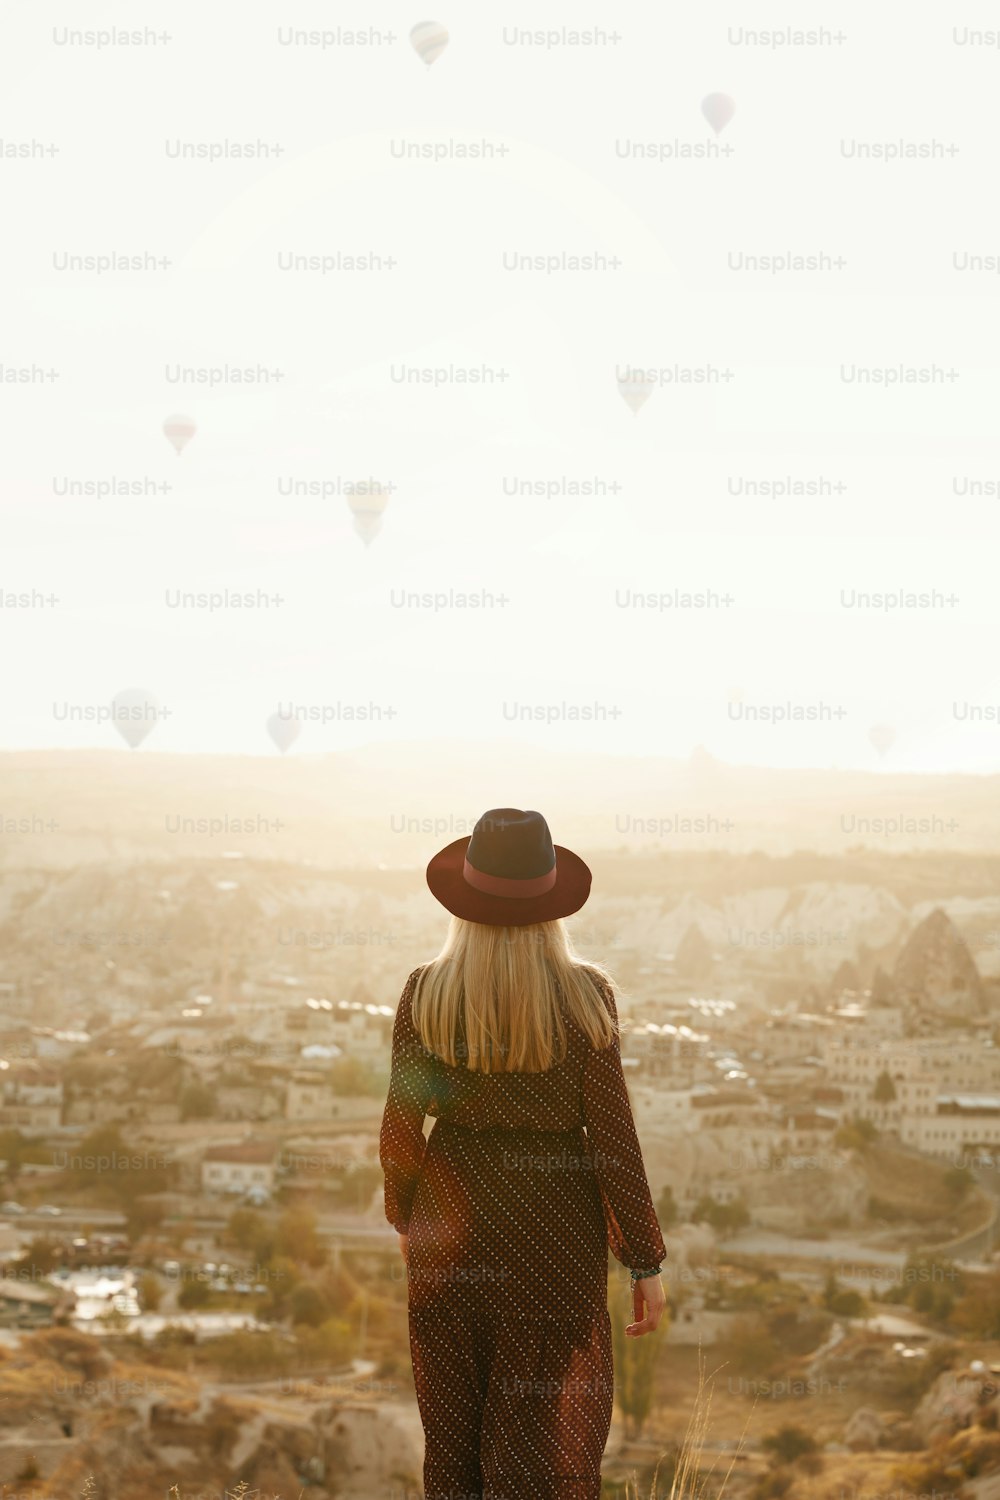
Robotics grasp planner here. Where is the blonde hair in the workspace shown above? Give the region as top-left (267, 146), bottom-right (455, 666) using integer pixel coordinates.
top-left (411, 916), bottom-right (617, 1074)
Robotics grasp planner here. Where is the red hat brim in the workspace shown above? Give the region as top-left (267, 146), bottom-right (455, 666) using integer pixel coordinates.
top-left (425, 836), bottom-right (592, 927)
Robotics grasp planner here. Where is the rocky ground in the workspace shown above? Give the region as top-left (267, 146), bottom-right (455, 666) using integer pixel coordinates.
top-left (9, 1326), bottom-right (1000, 1498)
top-left (0, 1328), bottom-right (423, 1499)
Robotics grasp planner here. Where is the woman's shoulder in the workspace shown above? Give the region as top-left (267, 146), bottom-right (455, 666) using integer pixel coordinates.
top-left (393, 965), bottom-right (432, 1025)
top-left (574, 963), bottom-right (616, 1007)
top-left (557, 965), bottom-right (619, 1043)
top-left (401, 962), bottom-right (433, 994)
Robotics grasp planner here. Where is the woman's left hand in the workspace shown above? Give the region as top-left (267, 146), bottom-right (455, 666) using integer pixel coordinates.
top-left (398, 1232), bottom-right (409, 1266)
top-left (626, 1273), bottom-right (665, 1336)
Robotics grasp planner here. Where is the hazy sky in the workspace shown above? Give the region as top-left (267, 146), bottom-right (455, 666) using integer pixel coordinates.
top-left (4, 4), bottom-right (999, 771)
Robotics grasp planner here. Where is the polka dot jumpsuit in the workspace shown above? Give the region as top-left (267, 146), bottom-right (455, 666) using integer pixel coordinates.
top-left (380, 966), bottom-right (667, 1500)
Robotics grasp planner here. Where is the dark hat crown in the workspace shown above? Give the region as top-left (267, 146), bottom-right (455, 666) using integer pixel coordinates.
top-left (467, 808), bottom-right (555, 880)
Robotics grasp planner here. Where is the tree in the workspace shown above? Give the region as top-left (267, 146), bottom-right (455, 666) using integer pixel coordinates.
top-left (315, 1264), bottom-right (361, 1316)
top-left (210, 1329), bottom-right (292, 1378)
top-left (125, 1198), bottom-right (165, 1243)
top-left (255, 1254), bottom-right (301, 1319)
top-left (289, 1283), bottom-right (330, 1327)
top-left (15, 1237), bottom-right (60, 1278)
top-left (136, 1272), bottom-right (162, 1312)
top-left (932, 1290), bottom-right (954, 1322)
top-left (693, 1195), bottom-right (749, 1235)
top-left (299, 1316), bottom-right (353, 1366)
top-left (226, 1208), bottom-right (270, 1259)
top-left (821, 1270), bottom-right (865, 1319)
top-left (873, 1070), bottom-right (896, 1103)
top-left (66, 1125), bottom-right (173, 1201)
top-left (275, 1209), bottom-right (325, 1268)
top-left (912, 1281), bottom-right (935, 1315)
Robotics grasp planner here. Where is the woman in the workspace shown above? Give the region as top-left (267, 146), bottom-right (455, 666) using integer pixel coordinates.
top-left (380, 808), bottom-right (667, 1500)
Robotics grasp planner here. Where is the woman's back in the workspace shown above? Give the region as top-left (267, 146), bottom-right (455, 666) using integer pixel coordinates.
top-left (408, 961), bottom-right (601, 1132)
top-left (381, 964), bottom-right (665, 1323)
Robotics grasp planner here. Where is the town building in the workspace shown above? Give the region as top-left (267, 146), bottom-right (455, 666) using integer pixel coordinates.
top-left (200, 1139), bottom-right (279, 1197)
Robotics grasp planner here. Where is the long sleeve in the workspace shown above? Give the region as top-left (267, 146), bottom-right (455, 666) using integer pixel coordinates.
top-left (379, 967), bottom-right (433, 1234)
top-left (582, 978), bottom-right (667, 1272)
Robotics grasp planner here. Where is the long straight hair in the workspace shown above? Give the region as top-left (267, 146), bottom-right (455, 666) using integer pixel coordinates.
top-left (410, 916), bottom-right (618, 1074)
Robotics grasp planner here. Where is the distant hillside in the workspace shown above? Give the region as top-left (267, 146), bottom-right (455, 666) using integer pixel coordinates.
top-left (3, 849), bottom-right (1000, 1002)
top-left (0, 744), bottom-right (999, 869)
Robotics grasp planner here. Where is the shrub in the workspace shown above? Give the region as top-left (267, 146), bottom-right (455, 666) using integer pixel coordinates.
top-left (136, 1272), bottom-right (162, 1312)
top-left (821, 1271), bottom-right (866, 1318)
top-left (761, 1426), bottom-right (818, 1466)
top-left (752, 1474), bottom-right (791, 1499)
top-left (289, 1283), bottom-right (330, 1328)
top-left (23, 1328), bottom-right (107, 1382)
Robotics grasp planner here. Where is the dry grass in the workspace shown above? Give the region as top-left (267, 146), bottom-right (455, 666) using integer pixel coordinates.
top-left (73, 1482), bottom-right (306, 1500)
top-left (625, 1353), bottom-right (752, 1500)
top-left (163, 1485), bottom-right (303, 1500)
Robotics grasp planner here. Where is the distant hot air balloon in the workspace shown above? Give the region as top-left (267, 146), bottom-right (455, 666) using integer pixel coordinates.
top-left (348, 485), bottom-right (390, 547)
top-left (163, 414), bottom-right (196, 457)
top-left (701, 93), bottom-right (736, 134)
top-left (410, 20), bottom-right (449, 66)
top-left (869, 724), bottom-right (895, 758)
top-left (267, 711), bottom-right (301, 754)
top-left (111, 687), bottom-right (160, 749)
top-left (617, 368), bottom-right (654, 415)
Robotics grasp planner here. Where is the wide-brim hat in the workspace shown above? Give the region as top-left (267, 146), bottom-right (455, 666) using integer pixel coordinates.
top-left (426, 807), bottom-right (592, 927)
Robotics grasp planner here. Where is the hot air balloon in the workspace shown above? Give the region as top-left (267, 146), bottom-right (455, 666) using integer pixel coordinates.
top-left (617, 369), bottom-right (654, 415)
top-left (267, 711), bottom-right (301, 753)
top-left (163, 414), bottom-right (196, 457)
top-left (111, 687), bottom-right (160, 749)
top-left (410, 20), bottom-right (449, 66)
top-left (701, 93), bottom-right (736, 134)
top-left (348, 485), bottom-right (390, 547)
top-left (869, 724), bottom-right (895, 758)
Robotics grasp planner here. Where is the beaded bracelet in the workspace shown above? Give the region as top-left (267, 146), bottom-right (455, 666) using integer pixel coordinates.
top-left (630, 1264), bottom-right (663, 1282)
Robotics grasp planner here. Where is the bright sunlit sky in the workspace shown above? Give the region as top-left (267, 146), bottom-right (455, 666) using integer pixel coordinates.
top-left (4, 2), bottom-right (1000, 770)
